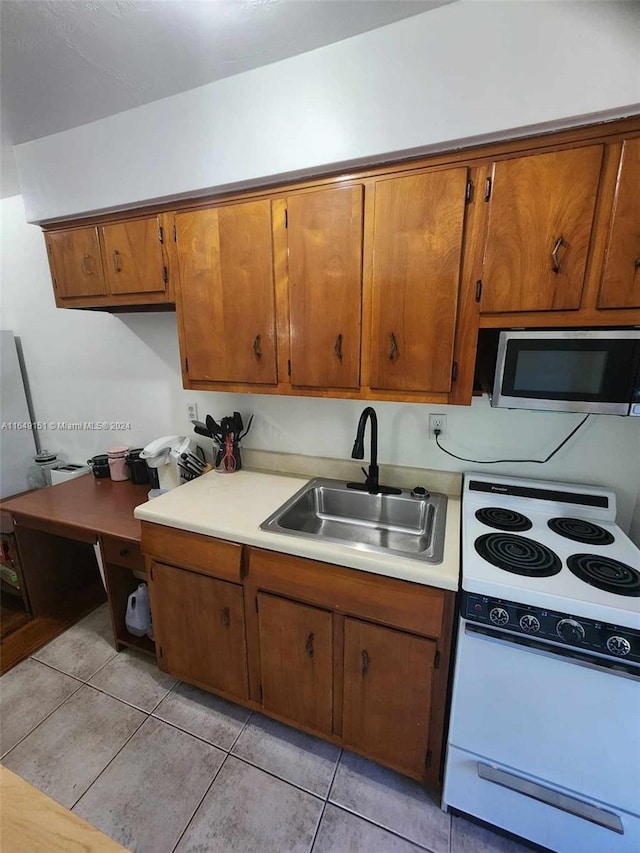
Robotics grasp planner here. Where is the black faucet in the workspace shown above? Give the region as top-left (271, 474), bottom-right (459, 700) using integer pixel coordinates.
top-left (347, 407), bottom-right (401, 495)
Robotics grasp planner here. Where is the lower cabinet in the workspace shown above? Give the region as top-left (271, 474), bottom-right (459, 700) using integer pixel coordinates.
top-left (257, 593), bottom-right (333, 734)
top-left (342, 618), bottom-right (436, 778)
top-left (149, 560), bottom-right (249, 700)
top-left (140, 522), bottom-right (455, 788)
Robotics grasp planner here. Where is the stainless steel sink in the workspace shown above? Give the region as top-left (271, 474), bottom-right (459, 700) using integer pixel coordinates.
top-left (260, 478), bottom-right (447, 563)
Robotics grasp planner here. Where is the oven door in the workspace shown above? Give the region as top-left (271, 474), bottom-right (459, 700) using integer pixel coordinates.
top-left (492, 330), bottom-right (640, 415)
top-left (443, 620), bottom-right (640, 852)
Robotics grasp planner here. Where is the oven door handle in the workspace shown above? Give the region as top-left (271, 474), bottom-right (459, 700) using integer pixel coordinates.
top-left (477, 762), bottom-right (624, 834)
top-left (464, 623), bottom-right (640, 681)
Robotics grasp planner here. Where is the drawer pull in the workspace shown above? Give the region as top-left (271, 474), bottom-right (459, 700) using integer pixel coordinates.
top-left (119, 548), bottom-right (128, 558)
top-left (305, 632), bottom-right (314, 658)
top-left (477, 762), bottom-right (623, 834)
top-left (361, 649), bottom-right (370, 676)
top-left (221, 607), bottom-right (230, 628)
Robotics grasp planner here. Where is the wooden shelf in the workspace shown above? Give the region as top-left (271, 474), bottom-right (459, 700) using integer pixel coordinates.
top-left (116, 631), bottom-right (155, 656)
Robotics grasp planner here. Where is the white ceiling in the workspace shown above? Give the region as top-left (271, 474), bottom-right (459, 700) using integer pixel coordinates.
top-left (0, 0), bottom-right (449, 197)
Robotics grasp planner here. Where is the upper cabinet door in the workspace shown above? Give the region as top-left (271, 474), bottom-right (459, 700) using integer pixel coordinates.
top-left (101, 216), bottom-right (167, 295)
top-left (481, 146), bottom-right (603, 312)
top-left (175, 200), bottom-right (277, 385)
top-left (598, 138), bottom-right (640, 309)
top-left (46, 227), bottom-right (106, 299)
top-left (368, 168), bottom-right (467, 393)
top-left (287, 186), bottom-right (363, 389)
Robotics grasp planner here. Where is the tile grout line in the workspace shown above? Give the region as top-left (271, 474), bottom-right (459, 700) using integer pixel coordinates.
top-left (169, 748), bottom-right (236, 853)
top-left (0, 674), bottom-right (86, 762)
top-left (70, 708), bottom-right (150, 812)
top-left (308, 746), bottom-right (343, 853)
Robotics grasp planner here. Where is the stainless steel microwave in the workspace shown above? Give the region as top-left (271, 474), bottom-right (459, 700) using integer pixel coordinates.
top-left (491, 330), bottom-right (640, 416)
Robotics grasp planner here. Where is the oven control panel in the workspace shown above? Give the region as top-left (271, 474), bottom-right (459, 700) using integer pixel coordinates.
top-left (462, 592), bottom-right (640, 665)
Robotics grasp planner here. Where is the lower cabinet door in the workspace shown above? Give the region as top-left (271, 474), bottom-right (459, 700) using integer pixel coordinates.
top-left (342, 618), bottom-right (436, 779)
top-left (257, 593), bottom-right (333, 734)
top-left (150, 561), bottom-right (248, 700)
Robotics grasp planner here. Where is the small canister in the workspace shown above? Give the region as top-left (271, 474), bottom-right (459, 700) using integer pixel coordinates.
top-left (125, 448), bottom-right (149, 485)
top-left (107, 446), bottom-right (129, 481)
top-left (87, 454), bottom-right (110, 478)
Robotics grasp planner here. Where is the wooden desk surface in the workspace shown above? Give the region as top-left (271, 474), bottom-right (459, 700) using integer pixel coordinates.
top-left (0, 766), bottom-right (130, 853)
top-left (0, 475), bottom-right (149, 542)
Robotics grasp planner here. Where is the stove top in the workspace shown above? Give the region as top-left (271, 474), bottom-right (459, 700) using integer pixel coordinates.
top-left (463, 473), bottom-right (640, 630)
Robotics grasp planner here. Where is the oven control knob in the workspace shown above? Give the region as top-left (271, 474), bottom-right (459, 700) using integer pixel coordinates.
top-left (556, 619), bottom-right (585, 644)
top-left (606, 636), bottom-right (631, 657)
top-left (489, 607), bottom-right (509, 626)
top-left (519, 614), bottom-right (540, 633)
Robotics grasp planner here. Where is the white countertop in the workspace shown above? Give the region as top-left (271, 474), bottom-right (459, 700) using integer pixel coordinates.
top-left (134, 469), bottom-right (460, 591)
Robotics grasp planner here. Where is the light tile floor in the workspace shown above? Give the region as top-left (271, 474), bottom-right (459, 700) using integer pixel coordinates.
top-left (0, 605), bottom-right (539, 853)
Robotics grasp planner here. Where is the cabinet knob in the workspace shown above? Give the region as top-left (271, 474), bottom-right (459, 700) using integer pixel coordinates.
top-left (634, 258), bottom-right (640, 269)
top-left (305, 632), bottom-right (314, 658)
top-left (119, 548), bottom-right (128, 558)
top-left (361, 649), bottom-right (370, 676)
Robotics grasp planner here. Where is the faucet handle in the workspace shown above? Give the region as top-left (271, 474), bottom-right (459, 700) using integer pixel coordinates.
top-left (361, 467), bottom-right (368, 480)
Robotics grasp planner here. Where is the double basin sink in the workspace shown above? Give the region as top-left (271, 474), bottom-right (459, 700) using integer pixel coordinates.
top-left (260, 478), bottom-right (447, 564)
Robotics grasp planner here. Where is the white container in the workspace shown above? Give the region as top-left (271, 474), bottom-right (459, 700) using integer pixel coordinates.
top-left (125, 583), bottom-right (151, 637)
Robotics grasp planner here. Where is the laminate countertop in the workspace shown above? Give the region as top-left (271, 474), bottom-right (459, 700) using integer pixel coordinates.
top-left (134, 469), bottom-right (460, 591)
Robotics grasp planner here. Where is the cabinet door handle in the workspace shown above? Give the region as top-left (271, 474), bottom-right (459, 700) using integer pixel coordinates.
top-left (113, 249), bottom-right (122, 273)
top-left (551, 236), bottom-right (564, 274)
top-left (82, 254), bottom-right (92, 275)
top-left (634, 258), bottom-right (640, 269)
top-left (221, 607), bottom-right (230, 628)
top-left (361, 649), bottom-right (370, 676)
top-left (252, 335), bottom-right (262, 360)
top-left (334, 333), bottom-right (343, 361)
top-left (305, 632), bottom-right (314, 658)
top-left (389, 332), bottom-right (399, 361)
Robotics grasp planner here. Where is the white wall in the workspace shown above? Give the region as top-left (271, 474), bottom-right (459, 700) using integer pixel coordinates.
top-left (15, 1), bottom-right (640, 222)
top-left (2, 194), bottom-right (639, 538)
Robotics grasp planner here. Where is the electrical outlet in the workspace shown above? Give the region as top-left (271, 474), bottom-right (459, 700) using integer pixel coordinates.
top-left (186, 401), bottom-right (198, 423)
top-left (429, 414), bottom-right (447, 440)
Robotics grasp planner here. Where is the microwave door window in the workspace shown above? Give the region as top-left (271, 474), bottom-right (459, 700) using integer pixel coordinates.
top-left (513, 350), bottom-right (607, 396)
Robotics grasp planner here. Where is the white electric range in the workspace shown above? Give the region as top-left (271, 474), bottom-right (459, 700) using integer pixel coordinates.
top-left (443, 473), bottom-right (640, 853)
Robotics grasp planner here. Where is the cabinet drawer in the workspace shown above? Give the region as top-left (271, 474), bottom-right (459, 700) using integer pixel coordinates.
top-left (247, 548), bottom-right (445, 638)
top-left (141, 522), bottom-right (243, 582)
top-left (102, 536), bottom-right (145, 572)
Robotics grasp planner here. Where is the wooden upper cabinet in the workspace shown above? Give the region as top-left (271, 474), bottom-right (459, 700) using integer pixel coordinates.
top-left (342, 618), bottom-right (436, 779)
top-left (481, 146), bottom-right (604, 312)
top-left (149, 561), bottom-right (249, 700)
top-left (287, 186), bottom-right (363, 389)
top-left (598, 138), bottom-right (640, 309)
top-left (368, 168), bottom-right (468, 393)
top-left (45, 227), bottom-right (106, 299)
top-left (257, 593), bottom-right (333, 735)
top-left (101, 216), bottom-right (167, 295)
top-left (175, 200), bottom-right (277, 385)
